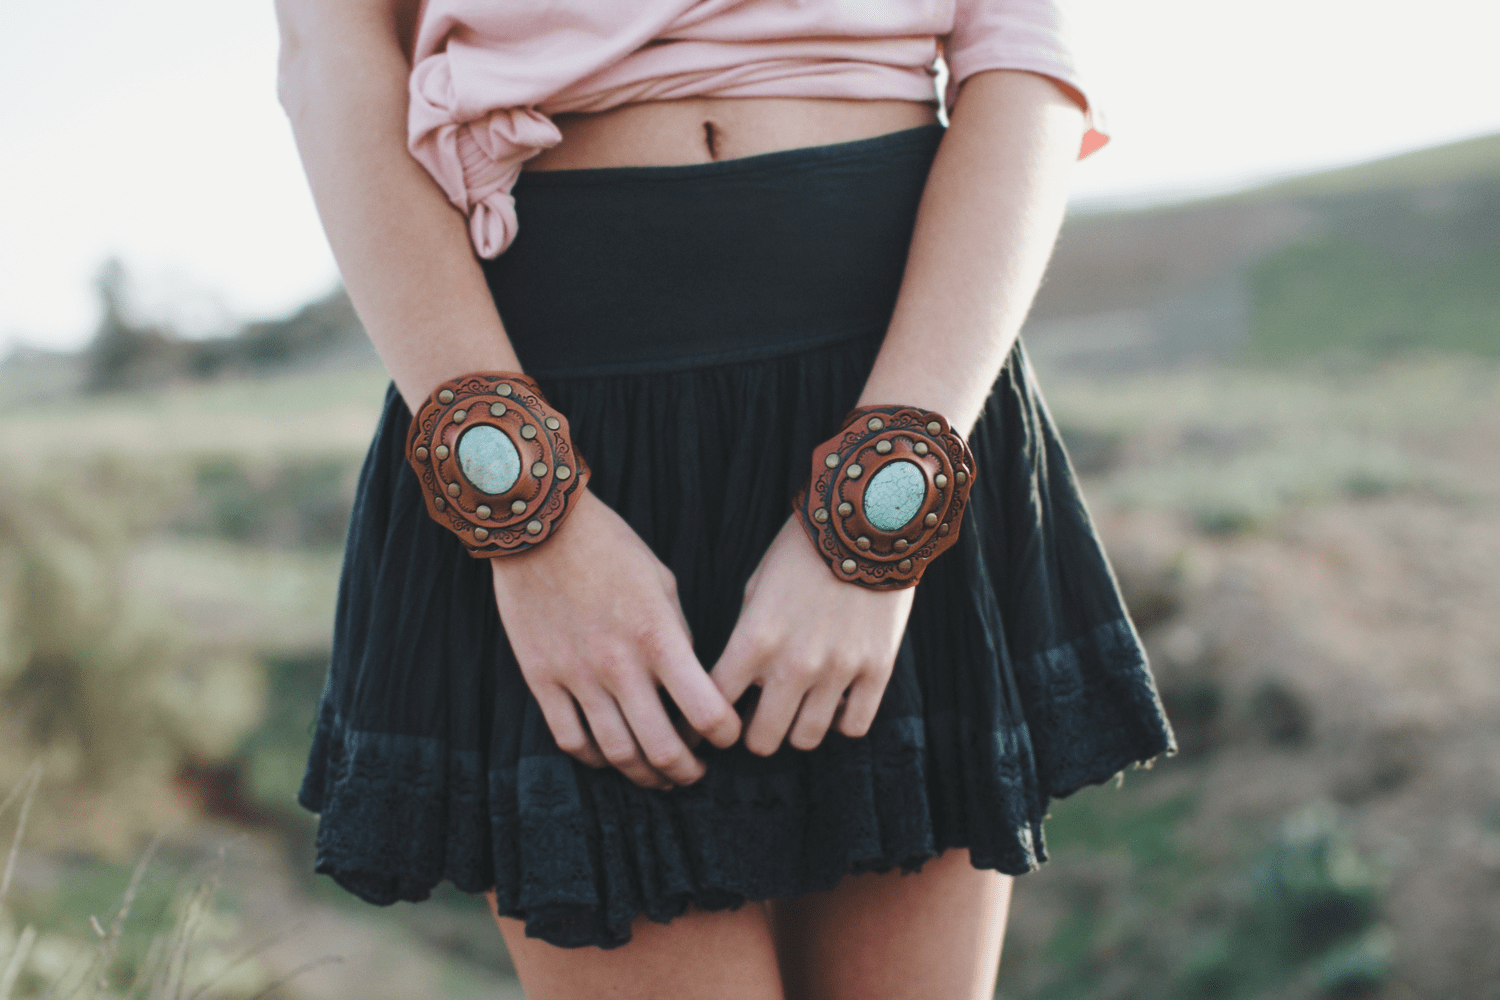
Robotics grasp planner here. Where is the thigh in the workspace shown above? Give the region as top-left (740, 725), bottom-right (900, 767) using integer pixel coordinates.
top-left (490, 894), bottom-right (786, 1000)
top-left (767, 849), bottom-right (1012, 1000)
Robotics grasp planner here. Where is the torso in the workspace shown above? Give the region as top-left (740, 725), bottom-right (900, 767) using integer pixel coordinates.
top-left (524, 97), bottom-right (939, 171)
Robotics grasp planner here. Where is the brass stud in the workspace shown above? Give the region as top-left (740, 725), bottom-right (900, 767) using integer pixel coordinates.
top-left (545, 416), bottom-right (560, 430)
top-left (556, 466), bottom-right (571, 480)
top-left (434, 496), bottom-right (446, 511)
top-left (498, 384), bottom-right (513, 397)
top-left (926, 421), bottom-right (942, 435)
top-left (847, 464), bottom-right (863, 479)
top-left (955, 470), bottom-right (967, 485)
top-left (511, 500), bottom-right (527, 515)
top-left (436, 445), bottom-right (450, 460)
top-left (415, 446), bottom-right (429, 461)
top-left (913, 441), bottom-right (929, 456)
top-left (939, 523), bottom-right (950, 536)
top-left (925, 512), bottom-right (939, 527)
top-left (840, 559), bottom-right (857, 574)
top-left (837, 502), bottom-right (853, 517)
top-left (438, 389), bottom-right (454, 404)
top-left (825, 453), bottom-right (840, 469)
top-left (867, 417), bottom-right (884, 432)
top-left (814, 508), bottom-right (829, 523)
top-left (453, 409), bottom-right (467, 423)
top-left (899, 558), bottom-right (913, 572)
top-left (490, 402), bottom-right (506, 417)
top-left (935, 474), bottom-right (948, 489)
top-left (875, 440), bottom-right (892, 454)
top-left (856, 536), bottom-right (871, 551)
top-left (894, 539), bottom-right (909, 552)
top-left (531, 461), bottom-right (548, 477)
top-left (526, 519), bottom-right (543, 535)
top-left (520, 424), bottom-right (537, 440)
top-left (447, 482), bottom-right (461, 497)
top-left (474, 527), bottom-right (490, 541)
top-left (477, 505), bottom-right (492, 519)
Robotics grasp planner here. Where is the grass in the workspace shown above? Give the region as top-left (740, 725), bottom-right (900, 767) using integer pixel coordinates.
top-left (998, 775), bottom-right (1393, 1000)
top-left (125, 540), bottom-right (343, 656)
top-left (1251, 237), bottom-right (1500, 360)
top-left (0, 368), bottom-right (387, 476)
top-left (1046, 356), bottom-right (1498, 531)
top-left (1, 770), bottom-right (336, 1000)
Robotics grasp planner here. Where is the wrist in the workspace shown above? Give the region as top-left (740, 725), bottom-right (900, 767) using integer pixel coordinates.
top-left (489, 490), bottom-right (605, 576)
top-left (855, 368), bottom-right (985, 437)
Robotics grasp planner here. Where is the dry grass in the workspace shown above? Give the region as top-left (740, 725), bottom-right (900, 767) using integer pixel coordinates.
top-left (1, 771), bottom-right (334, 1000)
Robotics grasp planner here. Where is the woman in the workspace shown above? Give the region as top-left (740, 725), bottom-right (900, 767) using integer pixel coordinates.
top-left (277, 1), bottom-right (1173, 997)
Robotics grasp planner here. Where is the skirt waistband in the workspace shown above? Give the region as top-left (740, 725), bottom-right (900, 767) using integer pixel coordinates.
top-left (482, 124), bottom-right (945, 378)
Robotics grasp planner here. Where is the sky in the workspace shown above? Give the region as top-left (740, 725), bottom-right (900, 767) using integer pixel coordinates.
top-left (1, 0), bottom-right (1498, 354)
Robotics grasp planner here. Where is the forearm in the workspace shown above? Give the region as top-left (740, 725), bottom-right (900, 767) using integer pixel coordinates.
top-left (859, 70), bottom-right (1083, 432)
top-left (275, 0), bottom-right (518, 410)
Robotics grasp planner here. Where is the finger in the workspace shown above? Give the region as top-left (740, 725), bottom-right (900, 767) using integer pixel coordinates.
top-left (829, 689), bottom-right (851, 734)
top-left (576, 691), bottom-right (674, 790)
top-left (744, 664), bottom-right (812, 757)
top-left (710, 620), bottom-right (772, 711)
top-left (787, 675), bottom-right (853, 752)
top-left (652, 629), bottom-right (741, 749)
top-left (533, 683), bottom-right (609, 769)
top-left (615, 680), bottom-right (708, 785)
top-left (661, 689), bottom-right (705, 750)
top-left (662, 574), bottom-right (695, 649)
top-left (837, 674), bottom-right (885, 739)
top-left (672, 705), bottom-right (704, 751)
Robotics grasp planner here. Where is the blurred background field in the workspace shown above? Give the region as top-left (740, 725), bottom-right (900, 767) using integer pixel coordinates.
top-left (1, 132), bottom-right (1498, 1000)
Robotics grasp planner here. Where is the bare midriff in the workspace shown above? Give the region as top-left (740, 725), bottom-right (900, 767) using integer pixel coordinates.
top-left (524, 97), bottom-right (940, 172)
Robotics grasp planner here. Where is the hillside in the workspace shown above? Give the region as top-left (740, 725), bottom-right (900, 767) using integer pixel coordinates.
top-left (1261, 132), bottom-right (1500, 198)
top-left (1025, 132), bottom-right (1500, 373)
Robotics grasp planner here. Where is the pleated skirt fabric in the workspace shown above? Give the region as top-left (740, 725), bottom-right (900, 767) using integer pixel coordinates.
top-left (298, 125), bottom-right (1175, 948)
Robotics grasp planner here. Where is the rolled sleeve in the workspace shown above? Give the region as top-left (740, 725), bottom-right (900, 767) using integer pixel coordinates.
top-left (944, 0), bottom-right (1108, 157)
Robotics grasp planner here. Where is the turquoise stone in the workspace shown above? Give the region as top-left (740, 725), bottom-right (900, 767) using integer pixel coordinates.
top-left (458, 425), bottom-right (521, 495)
top-left (862, 461), bottom-right (926, 532)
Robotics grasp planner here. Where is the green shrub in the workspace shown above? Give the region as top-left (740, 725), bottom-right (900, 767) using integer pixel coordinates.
top-left (0, 484), bottom-right (263, 852)
top-left (176, 456), bottom-right (355, 550)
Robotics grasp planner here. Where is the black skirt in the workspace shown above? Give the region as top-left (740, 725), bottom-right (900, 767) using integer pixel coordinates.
top-left (298, 124), bottom-right (1175, 948)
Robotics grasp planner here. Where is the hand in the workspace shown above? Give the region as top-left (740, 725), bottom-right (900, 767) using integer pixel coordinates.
top-left (490, 491), bottom-right (741, 789)
top-left (711, 516), bottom-right (915, 755)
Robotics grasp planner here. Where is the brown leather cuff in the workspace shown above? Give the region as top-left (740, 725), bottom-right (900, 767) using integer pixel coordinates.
top-left (793, 406), bottom-right (975, 590)
top-left (406, 372), bottom-right (590, 557)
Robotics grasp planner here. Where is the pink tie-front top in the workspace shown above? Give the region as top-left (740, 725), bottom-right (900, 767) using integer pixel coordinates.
top-left (409, 0), bottom-right (1106, 258)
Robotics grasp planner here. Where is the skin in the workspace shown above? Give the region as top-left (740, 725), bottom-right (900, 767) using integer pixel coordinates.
top-left (491, 848), bottom-right (1011, 1000)
top-left (275, 0), bottom-right (1080, 995)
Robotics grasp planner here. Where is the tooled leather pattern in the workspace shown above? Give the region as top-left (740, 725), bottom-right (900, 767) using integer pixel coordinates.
top-left (795, 405), bottom-right (976, 589)
top-left (406, 372), bottom-right (590, 557)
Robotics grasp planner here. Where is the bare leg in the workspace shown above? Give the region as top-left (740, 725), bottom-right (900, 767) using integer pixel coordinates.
top-left (768, 849), bottom-right (1012, 1000)
top-left (490, 893), bottom-right (786, 1000)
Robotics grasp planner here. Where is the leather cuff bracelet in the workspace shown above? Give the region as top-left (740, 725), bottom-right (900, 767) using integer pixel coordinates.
top-left (794, 406), bottom-right (976, 590)
top-left (406, 372), bottom-right (590, 557)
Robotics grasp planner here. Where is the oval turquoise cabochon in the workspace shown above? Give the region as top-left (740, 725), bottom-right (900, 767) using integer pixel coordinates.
top-left (862, 460), bottom-right (926, 532)
top-left (458, 425), bottom-right (521, 495)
